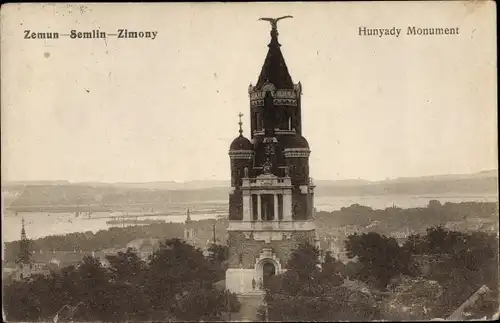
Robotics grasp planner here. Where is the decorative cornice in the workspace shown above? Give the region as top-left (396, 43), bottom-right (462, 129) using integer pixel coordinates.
top-left (283, 148), bottom-right (311, 158)
top-left (229, 150), bottom-right (254, 159)
top-left (248, 84), bottom-right (301, 108)
top-left (274, 129), bottom-right (296, 135)
top-left (253, 129), bottom-right (296, 136)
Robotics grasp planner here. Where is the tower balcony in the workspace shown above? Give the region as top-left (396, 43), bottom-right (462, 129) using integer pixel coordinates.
top-left (242, 173), bottom-right (292, 190)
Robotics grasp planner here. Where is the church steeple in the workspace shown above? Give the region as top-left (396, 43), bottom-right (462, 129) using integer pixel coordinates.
top-left (249, 16), bottom-right (304, 137)
top-left (256, 16), bottom-right (294, 90)
top-left (185, 208), bottom-right (191, 223)
top-left (16, 218), bottom-right (32, 264)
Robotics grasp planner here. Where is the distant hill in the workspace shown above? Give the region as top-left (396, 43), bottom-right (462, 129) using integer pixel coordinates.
top-left (2, 171), bottom-right (497, 211)
top-left (106, 180), bottom-right (231, 190)
top-left (314, 171), bottom-right (498, 196)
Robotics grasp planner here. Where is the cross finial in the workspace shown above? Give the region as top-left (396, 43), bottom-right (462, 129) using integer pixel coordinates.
top-left (238, 112), bottom-right (244, 136)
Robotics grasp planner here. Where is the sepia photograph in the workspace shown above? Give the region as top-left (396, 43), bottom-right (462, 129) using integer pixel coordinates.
top-left (1, 2), bottom-right (498, 322)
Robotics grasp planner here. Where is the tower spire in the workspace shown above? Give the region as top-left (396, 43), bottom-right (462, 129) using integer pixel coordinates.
top-left (17, 217), bottom-right (32, 264)
top-left (186, 208), bottom-right (191, 223)
top-left (256, 16), bottom-right (295, 90)
top-left (21, 217), bottom-right (27, 240)
top-left (238, 112), bottom-right (244, 136)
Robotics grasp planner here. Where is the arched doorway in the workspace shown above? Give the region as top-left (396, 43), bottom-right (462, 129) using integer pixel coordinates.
top-left (262, 262), bottom-right (276, 289)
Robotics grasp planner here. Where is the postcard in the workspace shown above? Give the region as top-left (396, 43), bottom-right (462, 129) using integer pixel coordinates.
top-left (1, 2), bottom-right (498, 322)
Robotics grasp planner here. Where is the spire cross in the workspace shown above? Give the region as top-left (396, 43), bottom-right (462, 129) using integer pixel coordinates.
top-left (238, 112), bottom-right (244, 136)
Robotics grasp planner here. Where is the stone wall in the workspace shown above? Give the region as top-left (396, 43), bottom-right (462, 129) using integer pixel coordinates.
top-left (229, 188), bottom-right (243, 220)
top-left (227, 231), bottom-right (316, 269)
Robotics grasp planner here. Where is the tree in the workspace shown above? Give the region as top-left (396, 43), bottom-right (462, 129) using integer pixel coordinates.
top-left (382, 276), bottom-right (444, 320)
top-left (286, 242), bottom-right (320, 281)
top-left (401, 227), bottom-right (498, 318)
top-left (261, 241), bottom-right (380, 322)
top-left (3, 238), bottom-right (236, 322)
top-left (279, 242), bottom-right (323, 296)
top-left (206, 244), bottom-right (229, 281)
top-left (106, 247), bottom-right (147, 284)
top-left (319, 251), bottom-right (344, 287)
top-left (173, 287), bottom-right (226, 321)
top-left (345, 232), bottom-right (412, 289)
top-left (145, 238), bottom-right (228, 320)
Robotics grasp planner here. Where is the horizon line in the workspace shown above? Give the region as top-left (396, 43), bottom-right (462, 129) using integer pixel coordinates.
top-left (2, 169), bottom-right (497, 185)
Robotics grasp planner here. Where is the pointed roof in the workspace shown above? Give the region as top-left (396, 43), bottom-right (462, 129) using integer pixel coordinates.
top-left (255, 27), bottom-right (294, 90)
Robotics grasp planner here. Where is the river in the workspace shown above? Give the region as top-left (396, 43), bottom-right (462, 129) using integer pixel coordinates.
top-left (2, 193), bottom-right (498, 243)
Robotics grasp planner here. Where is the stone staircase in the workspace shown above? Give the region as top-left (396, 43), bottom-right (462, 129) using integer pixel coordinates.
top-left (229, 291), bottom-right (265, 322)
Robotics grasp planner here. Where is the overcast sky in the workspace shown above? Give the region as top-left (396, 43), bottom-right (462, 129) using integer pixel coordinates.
top-left (1, 2), bottom-right (497, 183)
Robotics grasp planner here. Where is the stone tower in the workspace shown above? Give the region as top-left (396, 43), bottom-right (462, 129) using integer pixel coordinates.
top-left (225, 19), bottom-right (318, 294)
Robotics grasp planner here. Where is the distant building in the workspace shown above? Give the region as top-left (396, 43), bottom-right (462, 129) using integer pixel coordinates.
top-left (125, 238), bottom-right (160, 260)
top-left (29, 249), bottom-right (108, 268)
top-left (184, 208), bottom-right (196, 245)
top-left (7, 218), bottom-right (51, 281)
top-left (330, 244), bottom-right (350, 263)
top-left (389, 227), bottom-right (414, 246)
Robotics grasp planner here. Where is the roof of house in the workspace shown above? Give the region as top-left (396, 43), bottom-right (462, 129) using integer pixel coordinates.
top-left (448, 285), bottom-right (493, 320)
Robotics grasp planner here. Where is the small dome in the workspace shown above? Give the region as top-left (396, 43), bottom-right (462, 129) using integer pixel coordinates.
top-left (286, 134), bottom-right (309, 149)
top-left (230, 135), bottom-right (252, 150)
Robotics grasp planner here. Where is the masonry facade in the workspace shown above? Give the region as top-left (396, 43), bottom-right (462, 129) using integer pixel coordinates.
top-left (225, 21), bottom-right (319, 294)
